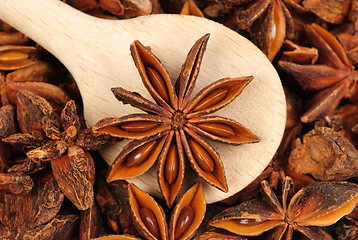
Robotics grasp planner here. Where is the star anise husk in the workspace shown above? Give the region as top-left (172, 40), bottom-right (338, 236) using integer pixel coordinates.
top-left (331, 104), bottom-right (358, 146)
top-left (209, 177), bottom-right (358, 240)
top-left (301, 0), bottom-right (352, 24)
top-left (193, 231), bottom-right (247, 240)
top-left (95, 170), bottom-right (138, 235)
top-left (128, 181), bottom-right (205, 240)
top-left (0, 29), bottom-right (29, 46)
top-left (94, 34), bottom-right (259, 207)
top-left (4, 61), bottom-right (71, 113)
top-left (234, 0), bottom-right (295, 61)
top-left (0, 172), bottom-right (33, 194)
top-left (0, 45), bottom-right (37, 70)
top-left (180, 0), bottom-right (204, 17)
top-left (0, 170), bottom-right (75, 239)
top-left (64, 0), bottom-right (152, 19)
top-left (92, 235), bottom-right (142, 240)
top-left (281, 39), bottom-right (318, 64)
top-left (79, 203), bottom-right (106, 240)
top-left (3, 92), bottom-right (115, 210)
top-left (336, 31), bottom-right (358, 65)
top-left (288, 126), bottom-right (358, 181)
top-left (279, 23), bottom-right (358, 123)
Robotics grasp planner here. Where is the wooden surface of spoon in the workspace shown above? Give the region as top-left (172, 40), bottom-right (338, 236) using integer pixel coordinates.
top-left (0, 0), bottom-right (286, 203)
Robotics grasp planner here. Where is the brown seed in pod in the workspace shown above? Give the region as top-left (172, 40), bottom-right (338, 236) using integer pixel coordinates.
top-left (91, 235), bottom-right (141, 240)
top-left (107, 135), bottom-right (168, 182)
top-left (128, 183), bottom-right (168, 240)
top-left (128, 182), bottom-right (206, 240)
top-left (169, 181), bottom-right (206, 240)
top-left (0, 45), bottom-right (37, 70)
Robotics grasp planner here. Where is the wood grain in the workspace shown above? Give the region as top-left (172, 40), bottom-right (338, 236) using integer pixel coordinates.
top-left (0, 0), bottom-right (286, 203)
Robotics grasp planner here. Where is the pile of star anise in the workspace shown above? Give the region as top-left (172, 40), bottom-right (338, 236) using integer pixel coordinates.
top-left (2, 0), bottom-right (358, 239)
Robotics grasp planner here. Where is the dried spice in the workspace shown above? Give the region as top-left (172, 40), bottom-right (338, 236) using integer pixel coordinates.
top-left (92, 235), bottom-right (142, 240)
top-left (180, 0), bottom-right (204, 17)
top-left (0, 172), bottom-right (33, 194)
top-left (64, 0), bottom-right (152, 19)
top-left (129, 181), bottom-right (205, 240)
top-left (193, 231), bottom-right (246, 240)
top-left (5, 0), bottom-right (358, 239)
top-left (94, 34), bottom-right (259, 207)
top-left (79, 204), bottom-right (105, 240)
top-left (210, 177), bottom-right (358, 239)
top-left (302, 0), bottom-right (352, 24)
top-left (337, 32), bottom-right (358, 65)
top-left (3, 92), bottom-right (114, 210)
top-left (0, 170), bottom-right (78, 239)
top-left (96, 171), bottom-right (138, 235)
top-left (4, 61), bottom-right (70, 112)
top-left (0, 45), bottom-right (37, 70)
top-left (232, 0), bottom-right (295, 61)
top-left (288, 126), bottom-right (358, 181)
top-left (279, 23), bottom-right (358, 123)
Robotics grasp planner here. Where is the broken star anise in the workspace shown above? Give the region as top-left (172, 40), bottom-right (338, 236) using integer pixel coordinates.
top-left (209, 177), bottom-right (358, 240)
top-left (93, 34), bottom-right (260, 207)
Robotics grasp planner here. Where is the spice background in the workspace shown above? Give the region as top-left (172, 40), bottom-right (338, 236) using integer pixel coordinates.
top-left (1, 0), bottom-right (358, 239)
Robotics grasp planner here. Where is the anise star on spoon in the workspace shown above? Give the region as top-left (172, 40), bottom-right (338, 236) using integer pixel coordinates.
top-left (94, 34), bottom-right (260, 207)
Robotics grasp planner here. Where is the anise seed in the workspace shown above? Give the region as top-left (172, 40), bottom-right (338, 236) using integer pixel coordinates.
top-left (196, 122), bottom-right (235, 137)
top-left (121, 121), bottom-right (158, 133)
top-left (188, 138), bottom-right (215, 172)
top-left (126, 140), bottom-right (157, 167)
top-left (147, 67), bottom-right (170, 103)
top-left (193, 88), bottom-right (227, 112)
top-left (0, 50), bottom-right (28, 63)
top-left (164, 143), bottom-right (179, 184)
top-left (139, 207), bottom-right (160, 239)
top-left (174, 206), bottom-right (195, 239)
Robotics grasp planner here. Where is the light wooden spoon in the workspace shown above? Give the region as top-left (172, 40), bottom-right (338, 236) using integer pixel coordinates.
top-left (0, 0), bottom-right (286, 203)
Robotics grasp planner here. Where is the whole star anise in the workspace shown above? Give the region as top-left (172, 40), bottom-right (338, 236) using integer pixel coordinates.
top-left (210, 177), bottom-right (358, 240)
top-left (279, 23), bottom-right (358, 123)
top-left (94, 34), bottom-right (260, 207)
top-left (3, 90), bottom-right (114, 210)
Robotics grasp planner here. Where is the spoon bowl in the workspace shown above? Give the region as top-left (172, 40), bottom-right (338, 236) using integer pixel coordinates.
top-left (0, 0), bottom-right (286, 203)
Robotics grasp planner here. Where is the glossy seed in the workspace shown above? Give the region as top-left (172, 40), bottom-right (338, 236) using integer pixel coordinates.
top-left (188, 138), bottom-right (214, 172)
top-left (164, 143), bottom-right (179, 185)
top-left (126, 140), bottom-right (157, 167)
top-left (193, 88), bottom-right (227, 112)
top-left (196, 122), bottom-right (235, 138)
top-left (121, 121), bottom-right (158, 133)
top-left (0, 51), bottom-right (28, 63)
top-left (174, 206), bottom-right (195, 239)
top-left (139, 207), bottom-right (160, 239)
top-left (147, 67), bottom-right (170, 103)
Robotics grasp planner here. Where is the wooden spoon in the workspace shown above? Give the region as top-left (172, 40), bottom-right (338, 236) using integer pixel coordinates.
top-left (0, 0), bottom-right (286, 203)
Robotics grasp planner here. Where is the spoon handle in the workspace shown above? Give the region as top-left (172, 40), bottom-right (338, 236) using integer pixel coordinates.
top-left (0, 0), bottom-right (92, 55)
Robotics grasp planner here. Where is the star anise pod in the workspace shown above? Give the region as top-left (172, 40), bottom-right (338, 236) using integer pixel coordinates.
top-left (3, 91), bottom-right (114, 210)
top-left (301, 0), bottom-right (354, 24)
top-left (131, 181), bottom-right (205, 240)
top-left (180, 0), bottom-right (204, 17)
top-left (279, 23), bottom-right (358, 123)
top-left (288, 126), bottom-right (358, 181)
top-left (209, 177), bottom-right (358, 240)
top-left (232, 0), bottom-right (295, 61)
top-left (0, 170), bottom-right (79, 239)
top-left (94, 34), bottom-right (259, 207)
